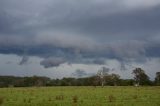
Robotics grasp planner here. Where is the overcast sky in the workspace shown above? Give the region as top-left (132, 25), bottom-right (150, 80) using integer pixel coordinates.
top-left (0, 0), bottom-right (160, 79)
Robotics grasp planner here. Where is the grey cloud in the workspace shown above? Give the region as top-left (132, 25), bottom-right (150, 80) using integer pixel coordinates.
top-left (79, 59), bottom-right (106, 65)
top-left (40, 57), bottom-right (66, 68)
top-left (1, 0), bottom-right (160, 38)
top-left (92, 59), bottom-right (106, 65)
top-left (5, 61), bottom-right (12, 64)
top-left (100, 67), bottom-right (110, 73)
top-left (71, 69), bottom-right (94, 78)
top-left (19, 55), bottom-right (29, 65)
top-left (0, 37), bottom-right (159, 67)
top-left (120, 62), bottom-right (127, 71)
top-left (39, 56), bottom-right (106, 68)
top-left (98, 67), bottom-right (117, 73)
top-left (0, 0), bottom-right (160, 68)
top-left (64, 7), bottom-right (160, 42)
top-left (71, 69), bottom-right (87, 77)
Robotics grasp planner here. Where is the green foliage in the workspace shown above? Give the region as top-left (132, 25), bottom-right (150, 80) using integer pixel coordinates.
top-left (155, 72), bottom-right (160, 85)
top-left (104, 74), bottom-right (121, 86)
top-left (132, 68), bottom-right (150, 85)
top-left (0, 68), bottom-right (158, 87)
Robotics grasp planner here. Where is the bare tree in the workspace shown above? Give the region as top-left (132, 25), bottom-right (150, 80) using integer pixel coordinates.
top-left (97, 67), bottom-right (109, 87)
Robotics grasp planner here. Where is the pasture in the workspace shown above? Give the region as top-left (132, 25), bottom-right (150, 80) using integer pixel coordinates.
top-left (0, 86), bottom-right (160, 106)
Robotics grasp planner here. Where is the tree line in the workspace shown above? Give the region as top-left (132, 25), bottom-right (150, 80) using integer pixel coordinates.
top-left (0, 68), bottom-right (160, 87)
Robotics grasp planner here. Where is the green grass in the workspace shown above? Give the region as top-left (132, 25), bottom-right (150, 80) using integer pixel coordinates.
top-left (0, 86), bottom-right (160, 106)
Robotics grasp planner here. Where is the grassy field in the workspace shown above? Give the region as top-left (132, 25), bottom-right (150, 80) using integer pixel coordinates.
top-left (0, 86), bottom-right (160, 106)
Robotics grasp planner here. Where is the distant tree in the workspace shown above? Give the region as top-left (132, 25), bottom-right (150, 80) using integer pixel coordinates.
top-left (97, 67), bottom-right (109, 87)
top-left (103, 74), bottom-right (120, 86)
top-left (132, 68), bottom-right (150, 86)
top-left (119, 79), bottom-right (134, 86)
top-left (110, 74), bottom-right (120, 86)
top-left (155, 72), bottom-right (160, 85)
top-left (87, 76), bottom-right (99, 87)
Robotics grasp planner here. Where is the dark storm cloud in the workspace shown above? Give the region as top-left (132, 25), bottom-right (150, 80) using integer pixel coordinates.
top-left (0, 0), bottom-right (160, 68)
top-left (68, 6), bottom-right (160, 39)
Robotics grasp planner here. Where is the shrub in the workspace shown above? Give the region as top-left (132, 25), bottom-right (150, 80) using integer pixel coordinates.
top-left (72, 96), bottom-right (78, 103)
top-left (55, 95), bottom-right (64, 100)
top-left (132, 95), bottom-right (138, 99)
top-left (108, 95), bottom-right (116, 102)
top-left (0, 97), bottom-right (4, 105)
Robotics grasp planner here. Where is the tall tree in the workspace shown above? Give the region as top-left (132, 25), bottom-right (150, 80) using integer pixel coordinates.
top-left (155, 72), bottom-right (160, 85)
top-left (132, 68), bottom-right (150, 86)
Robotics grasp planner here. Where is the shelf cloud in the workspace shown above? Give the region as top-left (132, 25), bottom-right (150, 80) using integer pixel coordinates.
top-left (0, 0), bottom-right (160, 69)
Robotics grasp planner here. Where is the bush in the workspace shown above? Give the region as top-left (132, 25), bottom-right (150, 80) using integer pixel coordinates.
top-left (0, 97), bottom-right (4, 105)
